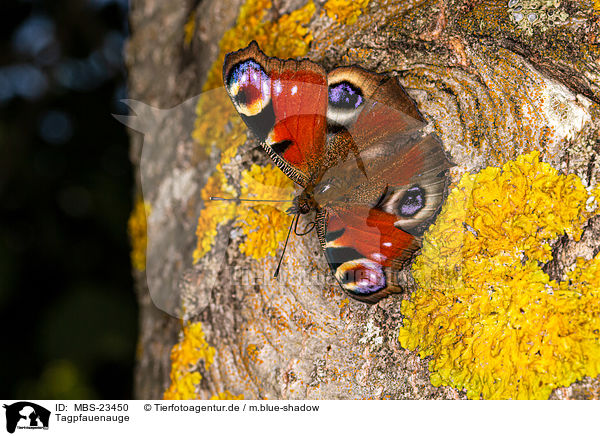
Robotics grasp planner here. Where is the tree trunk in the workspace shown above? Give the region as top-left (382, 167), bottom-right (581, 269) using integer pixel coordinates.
top-left (126, 0), bottom-right (600, 400)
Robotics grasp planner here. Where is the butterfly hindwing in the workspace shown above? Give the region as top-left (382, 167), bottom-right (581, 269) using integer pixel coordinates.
top-left (316, 205), bottom-right (421, 304)
top-left (312, 68), bottom-right (452, 303)
top-left (223, 42), bottom-right (329, 186)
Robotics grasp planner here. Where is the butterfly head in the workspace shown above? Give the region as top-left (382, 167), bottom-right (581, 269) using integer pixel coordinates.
top-left (286, 189), bottom-right (319, 216)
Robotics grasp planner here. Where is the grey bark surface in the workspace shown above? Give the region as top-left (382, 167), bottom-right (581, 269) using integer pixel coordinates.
top-left (127, 0), bottom-right (600, 399)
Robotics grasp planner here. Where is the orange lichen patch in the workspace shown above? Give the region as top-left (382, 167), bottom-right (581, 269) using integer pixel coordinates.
top-left (448, 36), bottom-right (468, 67)
top-left (458, 0), bottom-right (600, 104)
top-left (323, 0), bottom-right (370, 25)
top-left (210, 391), bottom-right (244, 400)
top-left (584, 384), bottom-right (600, 400)
top-left (291, 301), bottom-right (320, 334)
top-left (246, 344), bottom-right (263, 364)
top-left (399, 152), bottom-right (600, 399)
top-left (128, 197), bottom-right (151, 272)
top-left (403, 46), bottom-right (589, 167)
top-left (165, 322), bottom-right (216, 400)
top-left (234, 164), bottom-right (295, 259)
top-left (267, 304), bottom-right (292, 333)
top-left (234, 262), bottom-right (335, 385)
top-left (183, 10), bottom-right (196, 47)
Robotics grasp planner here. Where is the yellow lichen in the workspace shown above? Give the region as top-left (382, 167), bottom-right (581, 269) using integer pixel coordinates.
top-left (164, 322), bottom-right (216, 400)
top-left (193, 162), bottom-right (238, 263)
top-left (183, 11), bottom-right (196, 47)
top-left (210, 391), bottom-right (245, 400)
top-left (235, 164), bottom-right (295, 259)
top-left (399, 151), bottom-right (600, 400)
top-left (194, 160), bottom-right (295, 262)
top-left (164, 372), bottom-right (202, 400)
top-left (193, 129), bottom-right (246, 263)
top-left (191, 94), bottom-right (245, 159)
top-left (127, 197), bottom-right (151, 272)
top-left (324, 0), bottom-right (369, 25)
top-left (204, 0), bottom-right (316, 91)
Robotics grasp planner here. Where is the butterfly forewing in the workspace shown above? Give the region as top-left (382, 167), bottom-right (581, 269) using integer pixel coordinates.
top-left (223, 42), bottom-right (328, 186)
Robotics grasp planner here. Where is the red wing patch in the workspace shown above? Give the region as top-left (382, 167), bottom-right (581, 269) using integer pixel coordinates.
top-left (266, 68), bottom-right (328, 174)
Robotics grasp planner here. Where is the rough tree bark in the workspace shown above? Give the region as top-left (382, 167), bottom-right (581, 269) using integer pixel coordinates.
top-left (126, 0), bottom-right (600, 399)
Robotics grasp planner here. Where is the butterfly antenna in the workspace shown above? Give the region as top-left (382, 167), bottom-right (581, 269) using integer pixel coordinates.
top-left (274, 214), bottom-right (298, 278)
top-left (210, 196), bottom-right (291, 203)
top-left (294, 217), bottom-right (315, 236)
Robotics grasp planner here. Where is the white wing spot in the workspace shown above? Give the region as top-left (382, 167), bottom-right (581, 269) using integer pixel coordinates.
top-left (261, 81), bottom-right (271, 100)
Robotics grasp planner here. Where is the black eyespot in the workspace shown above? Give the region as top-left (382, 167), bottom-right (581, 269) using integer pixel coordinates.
top-left (271, 140), bottom-right (292, 156)
top-left (398, 186), bottom-right (425, 217)
top-left (225, 59), bottom-right (275, 140)
top-left (225, 60), bottom-right (271, 115)
top-left (342, 262), bottom-right (386, 295)
top-left (328, 81), bottom-right (363, 110)
top-left (234, 88), bottom-right (249, 105)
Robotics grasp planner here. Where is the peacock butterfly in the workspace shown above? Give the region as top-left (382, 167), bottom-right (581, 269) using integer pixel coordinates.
top-left (222, 41), bottom-right (452, 304)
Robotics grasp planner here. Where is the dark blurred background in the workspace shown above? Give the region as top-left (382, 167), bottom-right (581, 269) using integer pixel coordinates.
top-left (0, 0), bottom-right (137, 398)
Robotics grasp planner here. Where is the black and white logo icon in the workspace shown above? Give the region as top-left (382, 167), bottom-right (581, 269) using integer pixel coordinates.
top-left (3, 402), bottom-right (50, 433)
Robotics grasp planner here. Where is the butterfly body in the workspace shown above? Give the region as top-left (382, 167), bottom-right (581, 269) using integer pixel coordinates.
top-left (223, 42), bottom-right (452, 304)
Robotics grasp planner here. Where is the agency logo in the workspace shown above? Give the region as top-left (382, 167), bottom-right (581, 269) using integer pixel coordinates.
top-left (3, 402), bottom-right (50, 433)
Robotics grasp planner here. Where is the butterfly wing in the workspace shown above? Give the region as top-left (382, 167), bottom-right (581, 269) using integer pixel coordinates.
top-left (314, 68), bottom-right (452, 303)
top-left (314, 134), bottom-right (450, 304)
top-left (316, 206), bottom-right (421, 304)
top-left (223, 42), bottom-right (329, 186)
